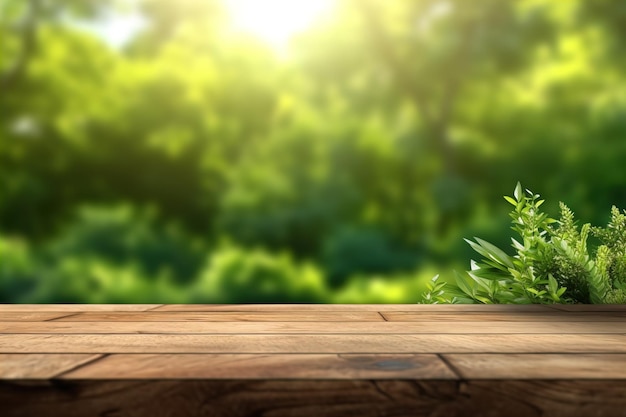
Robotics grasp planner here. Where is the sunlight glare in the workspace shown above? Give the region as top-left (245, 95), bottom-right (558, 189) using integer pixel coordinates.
top-left (223, 0), bottom-right (335, 52)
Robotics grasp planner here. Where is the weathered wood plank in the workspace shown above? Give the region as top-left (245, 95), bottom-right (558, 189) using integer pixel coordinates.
top-left (0, 304), bottom-right (162, 312)
top-left (2, 334), bottom-right (626, 353)
top-left (1, 320), bottom-right (624, 334)
top-left (0, 312), bottom-right (79, 321)
top-left (1, 379), bottom-right (625, 417)
top-left (153, 304), bottom-right (555, 312)
top-left (2, 305), bottom-right (626, 416)
top-left (381, 311), bottom-right (626, 321)
top-left (454, 380), bottom-right (626, 417)
top-left (47, 311), bottom-right (384, 322)
top-left (0, 380), bottom-right (459, 417)
top-left (549, 304), bottom-right (626, 312)
top-left (443, 353), bottom-right (626, 379)
top-left (0, 354), bottom-right (103, 378)
top-left (60, 353), bottom-right (457, 379)
top-left (51, 311), bottom-right (385, 322)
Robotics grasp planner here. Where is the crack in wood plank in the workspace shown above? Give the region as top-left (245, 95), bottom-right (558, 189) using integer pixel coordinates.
top-left (437, 354), bottom-right (466, 381)
top-left (44, 313), bottom-right (81, 321)
top-left (50, 354), bottom-right (109, 379)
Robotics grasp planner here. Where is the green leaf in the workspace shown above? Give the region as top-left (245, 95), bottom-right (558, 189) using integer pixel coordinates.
top-left (548, 274), bottom-right (557, 294)
top-left (514, 182), bottom-right (523, 201)
top-left (467, 272), bottom-right (493, 292)
top-left (511, 238), bottom-right (525, 251)
top-left (469, 267), bottom-right (507, 281)
top-left (464, 238), bottom-right (492, 260)
top-left (474, 237), bottom-right (515, 269)
top-left (474, 295), bottom-right (493, 304)
top-left (454, 271), bottom-right (475, 298)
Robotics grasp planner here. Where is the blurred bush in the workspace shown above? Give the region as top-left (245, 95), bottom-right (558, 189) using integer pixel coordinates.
top-left (2, 0), bottom-right (626, 303)
top-left (33, 257), bottom-right (187, 303)
top-left (322, 226), bottom-right (421, 288)
top-left (193, 246), bottom-right (327, 303)
top-left (45, 205), bottom-right (206, 283)
top-left (332, 269), bottom-right (436, 304)
top-left (0, 237), bottom-right (38, 303)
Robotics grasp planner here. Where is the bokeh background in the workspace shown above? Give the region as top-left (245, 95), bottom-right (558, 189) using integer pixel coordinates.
top-left (1, 0), bottom-right (626, 303)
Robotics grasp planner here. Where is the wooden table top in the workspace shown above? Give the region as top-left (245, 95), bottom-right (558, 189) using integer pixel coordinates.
top-left (2, 303), bottom-right (626, 380)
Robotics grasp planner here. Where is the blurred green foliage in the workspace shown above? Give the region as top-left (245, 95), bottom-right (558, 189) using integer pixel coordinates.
top-left (1, 0), bottom-right (626, 303)
top-left (194, 246), bottom-right (326, 303)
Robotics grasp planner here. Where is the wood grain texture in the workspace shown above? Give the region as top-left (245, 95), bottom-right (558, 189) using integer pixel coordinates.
top-left (0, 354), bottom-right (103, 378)
top-left (61, 353), bottom-right (457, 379)
top-left (549, 304), bottom-right (626, 312)
top-left (3, 305), bottom-right (626, 416)
top-left (0, 380), bottom-right (460, 417)
top-left (2, 320), bottom-right (623, 334)
top-left (2, 333), bottom-right (626, 354)
top-left (381, 311), bottom-right (626, 322)
top-left (2, 379), bottom-right (625, 417)
top-left (0, 312), bottom-right (78, 321)
top-left (452, 380), bottom-right (626, 417)
top-left (51, 311), bottom-right (385, 322)
top-left (443, 353), bottom-right (626, 379)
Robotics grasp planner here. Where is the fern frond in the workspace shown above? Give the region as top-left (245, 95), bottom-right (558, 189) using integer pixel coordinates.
top-left (589, 245), bottom-right (611, 304)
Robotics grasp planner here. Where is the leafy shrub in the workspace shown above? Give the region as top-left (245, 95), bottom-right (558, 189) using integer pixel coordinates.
top-left (422, 183), bottom-right (626, 304)
top-left (333, 269), bottom-right (435, 303)
top-left (194, 246), bottom-right (327, 303)
top-left (0, 237), bottom-right (39, 303)
top-left (322, 227), bottom-right (421, 288)
top-left (46, 205), bottom-right (205, 283)
top-left (32, 256), bottom-right (187, 303)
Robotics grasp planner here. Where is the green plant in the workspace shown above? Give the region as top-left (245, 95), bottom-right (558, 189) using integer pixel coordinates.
top-left (322, 226), bottom-right (420, 288)
top-left (418, 275), bottom-right (459, 304)
top-left (194, 246), bottom-right (327, 303)
top-left (46, 205), bottom-right (206, 283)
top-left (424, 183), bottom-right (626, 304)
top-left (590, 206), bottom-right (626, 303)
top-left (0, 237), bottom-right (39, 303)
top-left (30, 256), bottom-right (188, 303)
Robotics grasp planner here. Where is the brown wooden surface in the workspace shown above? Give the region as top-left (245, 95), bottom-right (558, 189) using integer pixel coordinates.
top-left (381, 311), bottom-right (626, 321)
top-left (0, 354), bottom-right (103, 378)
top-left (443, 353), bottom-right (626, 379)
top-left (1, 304), bottom-right (625, 417)
top-left (3, 333), bottom-right (626, 353)
top-left (2, 380), bottom-right (625, 417)
top-left (49, 311), bottom-right (386, 322)
top-left (62, 353), bottom-right (457, 379)
top-left (153, 303), bottom-right (557, 312)
top-left (2, 320), bottom-right (623, 334)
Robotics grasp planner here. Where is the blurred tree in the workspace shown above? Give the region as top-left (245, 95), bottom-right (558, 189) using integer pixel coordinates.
top-left (194, 246), bottom-right (327, 303)
top-left (45, 205), bottom-right (206, 282)
top-left (0, 0), bottom-right (41, 93)
top-left (292, 0), bottom-right (555, 236)
top-left (0, 0), bottom-right (108, 93)
top-left (322, 226), bottom-right (421, 288)
top-left (1, 0), bottom-right (626, 303)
